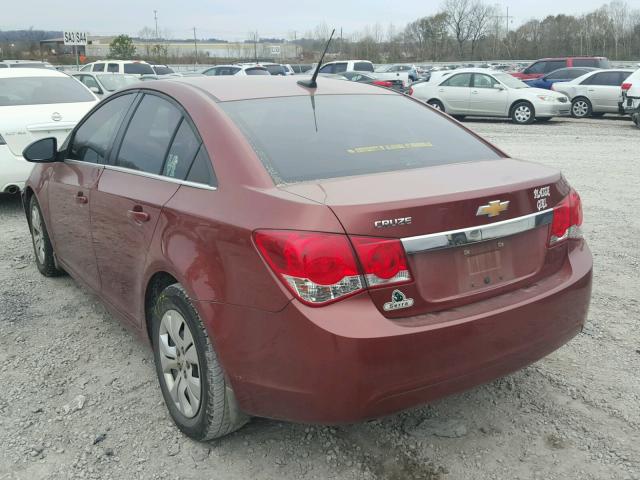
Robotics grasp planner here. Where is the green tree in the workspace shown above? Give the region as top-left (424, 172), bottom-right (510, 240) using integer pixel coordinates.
top-left (109, 35), bottom-right (136, 59)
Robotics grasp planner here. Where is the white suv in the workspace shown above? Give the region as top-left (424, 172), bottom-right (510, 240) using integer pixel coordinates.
top-left (80, 60), bottom-right (155, 75)
top-left (318, 60), bottom-right (374, 74)
top-left (621, 67), bottom-right (640, 127)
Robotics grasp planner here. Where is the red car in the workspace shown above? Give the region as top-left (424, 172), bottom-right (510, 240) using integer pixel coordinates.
top-left (21, 76), bottom-right (592, 441)
top-left (512, 57), bottom-right (610, 81)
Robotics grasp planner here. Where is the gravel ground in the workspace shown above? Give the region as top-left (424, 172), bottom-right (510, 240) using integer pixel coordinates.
top-left (0, 116), bottom-right (638, 480)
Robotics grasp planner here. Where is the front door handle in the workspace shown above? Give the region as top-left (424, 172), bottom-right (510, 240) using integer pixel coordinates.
top-left (75, 192), bottom-right (88, 204)
top-left (471, 90), bottom-right (479, 94)
top-left (127, 206), bottom-right (150, 223)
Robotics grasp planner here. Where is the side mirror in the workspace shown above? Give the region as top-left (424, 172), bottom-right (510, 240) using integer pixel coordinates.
top-left (23, 137), bottom-right (58, 163)
top-left (493, 83), bottom-right (505, 90)
top-left (89, 86), bottom-right (101, 94)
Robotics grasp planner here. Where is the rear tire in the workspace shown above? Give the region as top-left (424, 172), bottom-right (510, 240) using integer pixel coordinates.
top-left (152, 284), bottom-right (249, 441)
top-left (427, 99), bottom-right (445, 112)
top-left (511, 101), bottom-right (535, 124)
top-left (29, 196), bottom-right (64, 277)
top-left (571, 97), bottom-right (592, 118)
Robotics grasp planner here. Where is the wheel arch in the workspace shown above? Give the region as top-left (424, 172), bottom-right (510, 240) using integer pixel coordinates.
top-left (144, 271), bottom-right (180, 342)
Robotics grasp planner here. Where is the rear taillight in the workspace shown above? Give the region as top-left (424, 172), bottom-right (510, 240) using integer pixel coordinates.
top-left (549, 189), bottom-right (583, 245)
top-left (351, 236), bottom-right (412, 288)
top-left (622, 82), bottom-right (632, 91)
top-left (372, 80), bottom-right (393, 88)
top-left (407, 87), bottom-right (414, 96)
top-left (253, 230), bottom-right (412, 306)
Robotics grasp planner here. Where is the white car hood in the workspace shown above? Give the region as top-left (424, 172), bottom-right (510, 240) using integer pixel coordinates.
top-left (0, 101), bottom-right (97, 156)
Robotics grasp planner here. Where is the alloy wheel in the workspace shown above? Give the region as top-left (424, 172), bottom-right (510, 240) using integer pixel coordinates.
top-left (159, 309), bottom-right (202, 418)
top-left (31, 204), bottom-right (45, 264)
top-left (572, 100), bottom-right (589, 118)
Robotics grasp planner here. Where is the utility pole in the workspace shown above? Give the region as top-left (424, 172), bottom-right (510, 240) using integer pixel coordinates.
top-left (253, 31), bottom-right (258, 63)
top-left (154, 10), bottom-right (159, 40)
top-left (193, 27), bottom-right (198, 67)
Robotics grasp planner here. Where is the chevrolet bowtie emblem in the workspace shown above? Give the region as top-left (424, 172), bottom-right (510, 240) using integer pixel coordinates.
top-left (476, 200), bottom-right (510, 218)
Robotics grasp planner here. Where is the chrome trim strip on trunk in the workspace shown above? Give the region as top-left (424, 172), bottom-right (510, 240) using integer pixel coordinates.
top-left (401, 209), bottom-right (554, 254)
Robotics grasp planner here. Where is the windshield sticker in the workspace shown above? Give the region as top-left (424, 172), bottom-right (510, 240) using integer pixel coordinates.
top-left (347, 142), bottom-right (433, 154)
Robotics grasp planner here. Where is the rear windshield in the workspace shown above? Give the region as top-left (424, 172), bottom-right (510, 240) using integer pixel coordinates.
top-left (123, 63), bottom-right (154, 75)
top-left (221, 94), bottom-right (501, 184)
top-left (0, 77), bottom-right (96, 106)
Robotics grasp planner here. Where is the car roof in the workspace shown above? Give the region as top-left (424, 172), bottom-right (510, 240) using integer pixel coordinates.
top-left (166, 75), bottom-right (396, 102)
top-left (0, 68), bottom-right (68, 78)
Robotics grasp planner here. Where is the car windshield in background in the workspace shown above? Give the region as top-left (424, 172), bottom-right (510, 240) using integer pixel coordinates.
top-left (494, 73), bottom-right (529, 89)
top-left (97, 74), bottom-right (139, 91)
top-left (221, 94), bottom-right (501, 184)
top-left (123, 63), bottom-right (154, 75)
top-left (153, 66), bottom-right (174, 75)
top-left (245, 68), bottom-right (269, 76)
top-left (0, 77), bottom-right (96, 106)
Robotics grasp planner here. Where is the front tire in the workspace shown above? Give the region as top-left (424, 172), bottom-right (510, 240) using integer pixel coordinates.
top-left (29, 196), bottom-right (64, 277)
top-left (427, 99), bottom-right (445, 112)
top-left (511, 101), bottom-right (535, 124)
top-left (152, 284), bottom-right (248, 441)
top-left (571, 97), bottom-right (592, 118)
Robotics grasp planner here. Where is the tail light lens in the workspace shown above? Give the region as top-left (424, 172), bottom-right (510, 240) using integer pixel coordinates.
top-left (253, 230), bottom-right (412, 306)
top-left (372, 80), bottom-right (393, 88)
top-left (407, 87), bottom-right (414, 96)
top-left (549, 189), bottom-right (583, 245)
top-left (622, 82), bottom-right (632, 91)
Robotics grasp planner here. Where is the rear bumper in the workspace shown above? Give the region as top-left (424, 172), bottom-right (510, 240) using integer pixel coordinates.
top-left (0, 147), bottom-right (33, 192)
top-left (197, 241), bottom-right (592, 424)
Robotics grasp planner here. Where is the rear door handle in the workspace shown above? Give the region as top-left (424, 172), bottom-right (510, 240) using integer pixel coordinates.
top-left (75, 192), bottom-right (88, 204)
top-left (127, 206), bottom-right (150, 223)
top-left (471, 90), bottom-right (479, 94)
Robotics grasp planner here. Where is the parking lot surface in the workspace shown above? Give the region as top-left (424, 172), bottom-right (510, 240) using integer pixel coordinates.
top-left (0, 116), bottom-right (638, 480)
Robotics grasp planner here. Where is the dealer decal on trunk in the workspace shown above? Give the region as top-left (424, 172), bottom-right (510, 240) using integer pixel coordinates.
top-left (534, 186), bottom-right (551, 211)
top-left (383, 290), bottom-right (415, 312)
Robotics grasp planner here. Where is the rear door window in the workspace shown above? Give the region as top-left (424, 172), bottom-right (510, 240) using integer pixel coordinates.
top-left (441, 73), bottom-right (472, 87)
top-left (116, 94), bottom-right (182, 174)
top-left (245, 67), bottom-right (269, 75)
top-left (544, 60), bottom-right (567, 73)
top-left (186, 146), bottom-right (216, 186)
top-left (220, 95), bottom-right (501, 184)
top-left (333, 63), bottom-right (348, 73)
top-left (123, 63), bottom-right (154, 75)
top-left (69, 93), bottom-right (136, 164)
top-left (354, 62), bottom-right (374, 72)
top-left (162, 120), bottom-right (201, 179)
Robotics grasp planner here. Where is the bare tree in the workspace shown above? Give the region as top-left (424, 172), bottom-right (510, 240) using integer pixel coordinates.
top-left (442, 0), bottom-right (473, 58)
top-left (468, 1), bottom-right (496, 58)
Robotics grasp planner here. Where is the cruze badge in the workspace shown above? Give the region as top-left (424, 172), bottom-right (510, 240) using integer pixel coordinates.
top-left (476, 200), bottom-right (509, 218)
top-left (383, 289), bottom-right (414, 312)
top-left (374, 217), bottom-right (412, 229)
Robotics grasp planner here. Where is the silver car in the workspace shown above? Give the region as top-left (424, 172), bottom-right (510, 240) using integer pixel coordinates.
top-left (552, 69), bottom-right (634, 118)
top-left (411, 68), bottom-right (570, 124)
top-left (71, 72), bottom-right (140, 98)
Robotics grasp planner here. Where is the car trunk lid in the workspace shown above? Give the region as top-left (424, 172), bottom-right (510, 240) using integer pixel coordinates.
top-left (282, 158), bottom-right (569, 318)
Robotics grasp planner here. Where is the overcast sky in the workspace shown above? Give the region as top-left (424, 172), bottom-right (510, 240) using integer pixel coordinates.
top-left (3, 0), bottom-right (639, 40)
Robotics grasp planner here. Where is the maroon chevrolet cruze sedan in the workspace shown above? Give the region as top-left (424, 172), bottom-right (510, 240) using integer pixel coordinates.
top-left (21, 76), bottom-right (592, 441)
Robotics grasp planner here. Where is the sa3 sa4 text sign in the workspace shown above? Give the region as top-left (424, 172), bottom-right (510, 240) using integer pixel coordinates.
top-left (63, 31), bottom-right (88, 46)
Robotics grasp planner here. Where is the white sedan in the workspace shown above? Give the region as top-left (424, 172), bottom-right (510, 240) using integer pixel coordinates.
top-left (551, 69), bottom-right (635, 118)
top-left (0, 69), bottom-right (98, 193)
top-left (411, 68), bottom-right (570, 124)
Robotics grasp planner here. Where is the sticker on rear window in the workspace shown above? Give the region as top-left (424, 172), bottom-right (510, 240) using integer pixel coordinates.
top-left (347, 142), bottom-right (433, 154)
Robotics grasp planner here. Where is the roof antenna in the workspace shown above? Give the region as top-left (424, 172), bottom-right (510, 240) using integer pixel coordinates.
top-left (298, 28), bottom-right (336, 89)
